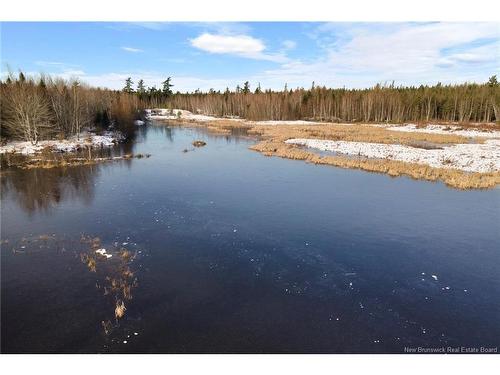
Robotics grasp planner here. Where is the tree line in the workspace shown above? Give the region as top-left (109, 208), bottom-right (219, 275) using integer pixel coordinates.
top-left (1, 72), bottom-right (144, 144)
top-left (2, 73), bottom-right (498, 145)
top-left (162, 76), bottom-right (499, 123)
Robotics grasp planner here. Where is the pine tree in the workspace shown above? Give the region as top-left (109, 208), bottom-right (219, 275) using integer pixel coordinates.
top-left (161, 77), bottom-right (173, 96)
top-left (242, 81), bottom-right (250, 94)
top-left (123, 77), bottom-right (134, 93)
top-left (137, 79), bottom-right (146, 94)
top-left (254, 82), bottom-right (262, 94)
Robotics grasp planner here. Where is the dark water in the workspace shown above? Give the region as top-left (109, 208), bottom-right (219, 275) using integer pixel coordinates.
top-left (1, 124), bottom-right (499, 353)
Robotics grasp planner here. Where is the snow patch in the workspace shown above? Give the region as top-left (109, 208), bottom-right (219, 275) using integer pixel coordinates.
top-left (95, 248), bottom-right (112, 259)
top-left (0, 130), bottom-right (125, 155)
top-left (382, 123), bottom-right (500, 139)
top-left (146, 108), bottom-right (241, 122)
top-left (285, 138), bottom-right (500, 173)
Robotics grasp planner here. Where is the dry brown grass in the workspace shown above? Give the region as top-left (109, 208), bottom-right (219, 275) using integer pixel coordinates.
top-left (79, 235), bottom-right (139, 324)
top-left (114, 300), bottom-right (126, 320)
top-left (80, 253), bottom-right (97, 272)
top-left (6, 153), bottom-right (150, 170)
top-left (169, 120), bottom-right (499, 190)
top-left (250, 140), bottom-right (500, 190)
top-left (248, 123), bottom-right (472, 145)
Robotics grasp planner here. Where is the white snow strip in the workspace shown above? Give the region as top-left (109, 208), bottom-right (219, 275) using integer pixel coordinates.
top-left (146, 109), bottom-right (326, 125)
top-left (0, 130), bottom-right (125, 155)
top-left (381, 124), bottom-right (500, 139)
top-left (146, 108), bottom-right (242, 122)
top-left (285, 138), bottom-right (500, 173)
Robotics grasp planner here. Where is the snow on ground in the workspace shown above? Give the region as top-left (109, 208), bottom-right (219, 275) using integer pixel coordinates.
top-left (380, 123), bottom-right (500, 139)
top-left (285, 138), bottom-right (500, 173)
top-left (0, 130), bottom-right (125, 155)
top-left (147, 109), bottom-right (328, 125)
top-left (146, 108), bottom-right (241, 122)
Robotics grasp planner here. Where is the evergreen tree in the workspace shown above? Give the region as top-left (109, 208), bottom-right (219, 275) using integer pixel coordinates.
top-left (254, 82), bottom-right (262, 94)
top-left (137, 79), bottom-right (146, 94)
top-left (242, 81), bottom-right (250, 94)
top-left (161, 77), bottom-right (173, 96)
top-left (123, 77), bottom-right (134, 93)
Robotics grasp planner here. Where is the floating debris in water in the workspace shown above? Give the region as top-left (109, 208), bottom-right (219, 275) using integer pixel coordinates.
top-left (192, 140), bottom-right (207, 147)
top-left (431, 275), bottom-right (438, 281)
top-left (115, 300), bottom-right (126, 320)
top-left (95, 248), bottom-right (112, 258)
top-left (102, 320), bottom-right (113, 335)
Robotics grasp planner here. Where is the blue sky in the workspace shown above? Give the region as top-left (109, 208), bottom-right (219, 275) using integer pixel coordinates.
top-left (1, 22), bottom-right (498, 91)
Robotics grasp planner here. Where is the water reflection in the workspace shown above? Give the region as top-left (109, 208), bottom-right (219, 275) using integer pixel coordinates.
top-left (1, 166), bottom-right (99, 215)
top-left (1, 141), bottom-right (138, 215)
top-left (2, 124), bottom-right (499, 353)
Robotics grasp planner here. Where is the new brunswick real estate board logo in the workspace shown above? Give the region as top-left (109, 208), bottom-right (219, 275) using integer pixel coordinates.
top-left (404, 346), bottom-right (498, 353)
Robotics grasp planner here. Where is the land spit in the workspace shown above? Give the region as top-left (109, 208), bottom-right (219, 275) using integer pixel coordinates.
top-left (149, 109), bottom-right (500, 189)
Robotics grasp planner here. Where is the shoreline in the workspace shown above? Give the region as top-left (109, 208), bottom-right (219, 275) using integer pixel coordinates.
top-left (150, 108), bottom-right (500, 190)
top-left (0, 129), bottom-right (126, 156)
top-left (0, 129), bottom-right (152, 170)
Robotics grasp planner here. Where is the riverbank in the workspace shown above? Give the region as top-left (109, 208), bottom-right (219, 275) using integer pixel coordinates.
top-left (0, 130), bottom-right (125, 155)
top-left (151, 108), bottom-right (500, 189)
top-left (0, 130), bottom-right (152, 170)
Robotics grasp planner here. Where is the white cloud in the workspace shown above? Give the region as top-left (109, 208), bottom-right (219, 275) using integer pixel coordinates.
top-left (259, 22), bottom-right (500, 88)
top-left (282, 40), bottom-right (297, 50)
top-left (121, 46), bottom-right (143, 53)
top-left (190, 33), bottom-right (287, 62)
top-left (16, 23), bottom-right (499, 92)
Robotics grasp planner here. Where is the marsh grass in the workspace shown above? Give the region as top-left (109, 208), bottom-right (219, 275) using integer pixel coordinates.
top-left (1, 150), bottom-right (151, 170)
top-left (173, 120), bottom-right (499, 189)
top-left (114, 300), bottom-right (126, 320)
top-left (79, 234), bottom-right (141, 333)
top-left (250, 140), bottom-right (500, 190)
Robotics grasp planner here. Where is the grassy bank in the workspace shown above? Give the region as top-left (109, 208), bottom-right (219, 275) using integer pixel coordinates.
top-left (156, 114), bottom-right (500, 190)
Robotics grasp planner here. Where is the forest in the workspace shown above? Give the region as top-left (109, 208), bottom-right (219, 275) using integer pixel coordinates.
top-left (0, 73), bottom-right (143, 144)
top-left (166, 77), bottom-right (500, 123)
top-left (1, 73), bottom-right (498, 145)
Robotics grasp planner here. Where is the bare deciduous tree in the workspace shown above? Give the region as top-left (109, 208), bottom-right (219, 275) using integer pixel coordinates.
top-left (2, 79), bottom-right (54, 144)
